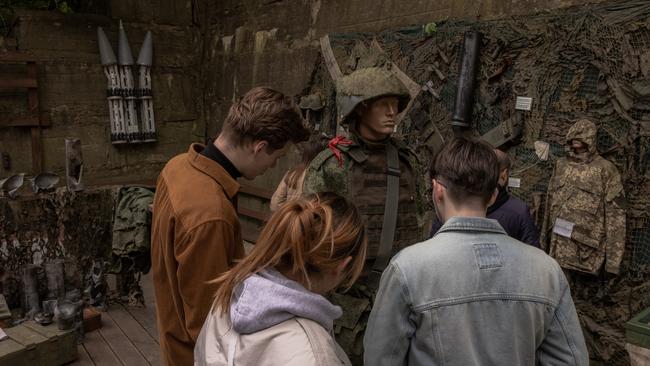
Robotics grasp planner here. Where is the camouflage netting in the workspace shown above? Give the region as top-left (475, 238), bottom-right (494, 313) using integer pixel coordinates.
top-left (301, 0), bottom-right (650, 364)
top-left (0, 188), bottom-right (115, 313)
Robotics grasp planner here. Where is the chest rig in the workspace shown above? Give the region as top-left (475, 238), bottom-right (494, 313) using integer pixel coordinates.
top-left (345, 138), bottom-right (420, 284)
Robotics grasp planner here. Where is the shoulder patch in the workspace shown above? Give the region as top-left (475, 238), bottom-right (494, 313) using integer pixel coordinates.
top-left (309, 149), bottom-right (337, 169)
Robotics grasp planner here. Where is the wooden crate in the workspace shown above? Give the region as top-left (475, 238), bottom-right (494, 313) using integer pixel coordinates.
top-left (0, 321), bottom-right (77, 366)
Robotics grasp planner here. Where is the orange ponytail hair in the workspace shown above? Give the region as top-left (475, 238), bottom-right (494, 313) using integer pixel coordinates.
top-left (212, 192), bottom-right (367, 313)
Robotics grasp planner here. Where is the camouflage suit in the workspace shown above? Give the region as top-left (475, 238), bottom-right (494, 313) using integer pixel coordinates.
top-left (542, 119), bottom-right (626, 275)
top-left (303, 67), bottom-right (429, 365)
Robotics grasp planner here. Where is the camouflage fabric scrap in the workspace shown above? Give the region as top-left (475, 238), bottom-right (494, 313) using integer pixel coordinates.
top-left (111, 186), bottom-right (154, 274)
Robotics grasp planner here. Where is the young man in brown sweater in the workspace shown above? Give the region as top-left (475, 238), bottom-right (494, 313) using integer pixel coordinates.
top-left (151, 87), bottom-right (310, 366)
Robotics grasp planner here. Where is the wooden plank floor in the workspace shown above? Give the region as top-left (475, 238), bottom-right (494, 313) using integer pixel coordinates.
top-left (69, 273), bottom-right (161, 366)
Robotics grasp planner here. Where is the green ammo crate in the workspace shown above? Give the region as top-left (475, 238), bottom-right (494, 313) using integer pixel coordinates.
top-left (0, 321), bottom-right (77, 366)
top-left (626, 306), bottom-right (650, 349)
top-left (1, 324), bottom-right (45, 366)
top-left (0, 338), bottom-right (25, 366)
top-left (0, 295), bottom-right (10, 327)
top-left (23, 321), bottom-right (77, 365)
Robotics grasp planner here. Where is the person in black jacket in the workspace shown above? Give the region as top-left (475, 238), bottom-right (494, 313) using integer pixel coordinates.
top-left (430, 149), bottom-right (540, 247)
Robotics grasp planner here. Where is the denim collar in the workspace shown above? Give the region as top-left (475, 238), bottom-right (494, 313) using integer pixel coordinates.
top-left (437, 216), bottom-right (507, 235)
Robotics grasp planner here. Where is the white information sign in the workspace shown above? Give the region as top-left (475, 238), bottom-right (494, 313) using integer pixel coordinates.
top-left (553, 218), bottom-right (575, 238)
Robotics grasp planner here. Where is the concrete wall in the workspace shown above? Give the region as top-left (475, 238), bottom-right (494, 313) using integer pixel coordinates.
top-left (0, 0), bottom-right (202, 186)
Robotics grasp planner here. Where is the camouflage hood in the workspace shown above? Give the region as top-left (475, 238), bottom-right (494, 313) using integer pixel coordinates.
top-left (336, 67), bottom-right (410, 124)
top-left (565, 118), bottom-right (598, 159)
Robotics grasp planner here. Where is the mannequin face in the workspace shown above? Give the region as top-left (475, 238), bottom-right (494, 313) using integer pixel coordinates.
top-left (571, 139), bottom-right (588, 154)
top-left (357, 96), bottom-right (399, 141)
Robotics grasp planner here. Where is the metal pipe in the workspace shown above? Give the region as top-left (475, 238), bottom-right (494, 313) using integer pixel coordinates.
top-left (451, 30), bottom-right (482, 129)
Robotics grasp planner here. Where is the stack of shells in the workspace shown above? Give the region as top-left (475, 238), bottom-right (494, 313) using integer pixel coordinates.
top-left (97, 21), bottom-right (156, 145)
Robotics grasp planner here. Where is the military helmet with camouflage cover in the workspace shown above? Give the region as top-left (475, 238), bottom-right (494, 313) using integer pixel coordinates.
top-left (336, 67), bottom-right (411, 124)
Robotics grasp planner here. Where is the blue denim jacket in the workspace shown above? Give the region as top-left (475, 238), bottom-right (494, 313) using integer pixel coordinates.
top-left (364, 216), bottom-right (588, 366)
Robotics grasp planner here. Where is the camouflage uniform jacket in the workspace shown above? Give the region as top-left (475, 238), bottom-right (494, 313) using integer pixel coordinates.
top-left (543, 119), bottom-right (626, 275)
top-left (303, 134), bottom-right (430, 262)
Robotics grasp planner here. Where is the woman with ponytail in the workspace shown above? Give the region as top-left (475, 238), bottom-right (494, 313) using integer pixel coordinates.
top-left (194, 192), bottom-right (367, 366)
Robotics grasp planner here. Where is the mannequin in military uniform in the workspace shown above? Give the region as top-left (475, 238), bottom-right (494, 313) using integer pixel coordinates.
top-left (303, 67), bottom-right (429, 365)
top-left (542, 119), bottom-right (626, 277)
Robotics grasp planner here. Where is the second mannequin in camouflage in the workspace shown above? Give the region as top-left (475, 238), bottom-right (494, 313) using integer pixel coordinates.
top-left (303, 66), bottom-right (429, 365)
top-left (542, 119), bottom-right (626, 276)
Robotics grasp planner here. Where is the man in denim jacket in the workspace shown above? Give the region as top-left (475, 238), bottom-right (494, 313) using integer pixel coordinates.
top-left (364, 138), bottom-right (588, 366)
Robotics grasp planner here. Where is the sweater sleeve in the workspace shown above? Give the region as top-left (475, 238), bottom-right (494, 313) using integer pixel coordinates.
top-left (520, 203), bottom-right (541, 248)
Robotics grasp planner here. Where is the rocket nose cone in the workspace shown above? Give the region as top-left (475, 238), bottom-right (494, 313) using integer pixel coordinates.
top-left (137, 31), bottom-right (153, 66)
top-left (118, 21), bottom-right (135, 66)
top-left (97, 26), bottom-right (117, 65)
